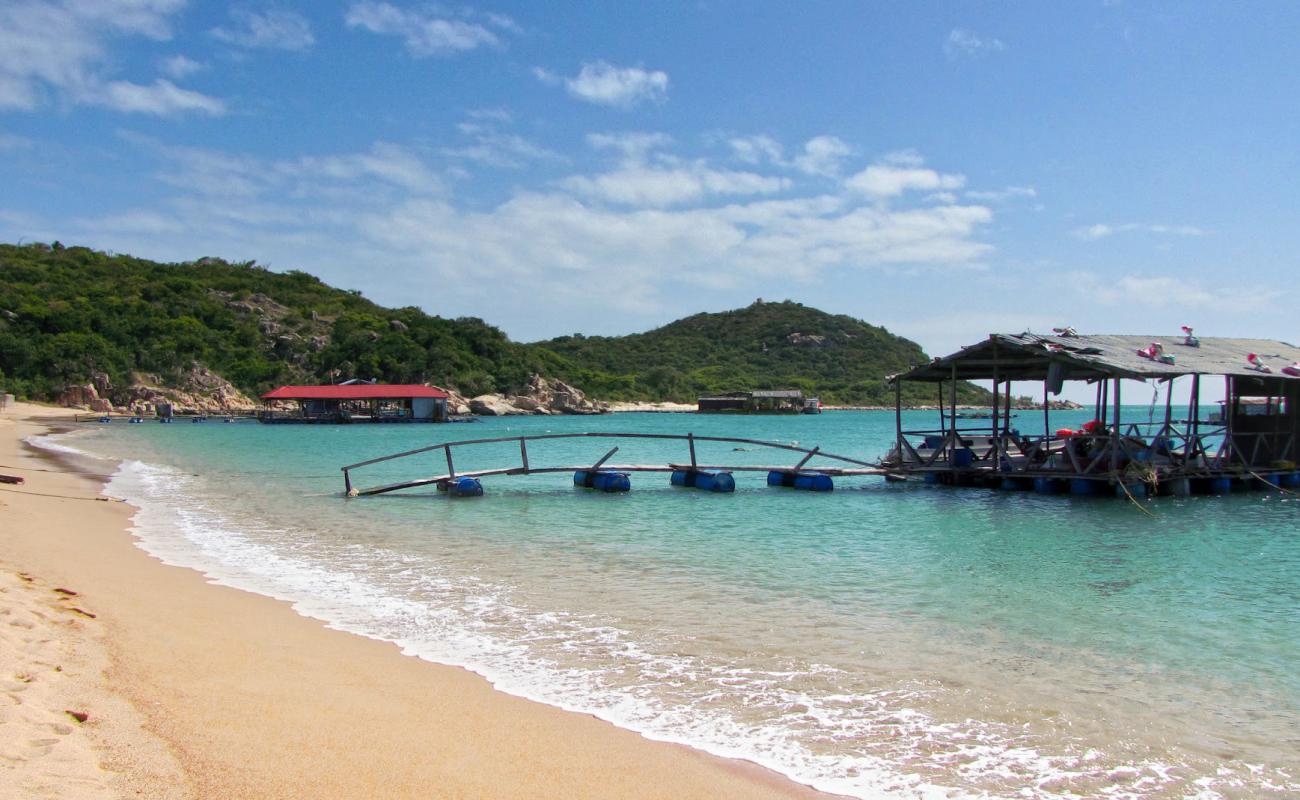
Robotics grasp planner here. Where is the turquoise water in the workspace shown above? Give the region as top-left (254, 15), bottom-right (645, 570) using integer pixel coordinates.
top-left (43, 410), bottom-right (1300, 798)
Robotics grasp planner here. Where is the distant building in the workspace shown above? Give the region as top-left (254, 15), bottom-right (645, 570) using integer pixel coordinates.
top-left (260, 384), bottom-right (450, 424)
top-left (698, 389), bottom-right (805, 414)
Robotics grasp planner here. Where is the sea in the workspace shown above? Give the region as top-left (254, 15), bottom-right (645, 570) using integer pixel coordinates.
top-left (34, 409), bottom-right (1299, 799)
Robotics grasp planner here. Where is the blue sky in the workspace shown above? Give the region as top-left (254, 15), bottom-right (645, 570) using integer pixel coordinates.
top-left (2, 1), bottom-right (1297, 370)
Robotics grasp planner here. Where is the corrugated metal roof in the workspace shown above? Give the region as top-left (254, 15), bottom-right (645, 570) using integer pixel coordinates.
top-left (894, 333), bottom-right (1300, 382)
top-left (262, 384), bottom-right (450, 400)
top-left (751, 389), bottom-right (804, 399)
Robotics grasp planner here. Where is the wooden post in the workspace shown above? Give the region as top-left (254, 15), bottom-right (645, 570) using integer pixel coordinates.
top-left (688, 432), bottom-right (697, 468)
top-left (1163, 377), bottom-right (1174, 441)
top-left (937, 381), bottom-right (945, 436)
top-left (992, 356), bottom-right (1001, 470)
top-left (950, 365), bottom-right (958, 468)
top-left (343, 468), bottom-right (352, 494)
top-left (895, 379), bottom-right (904, 457)
top-left (1224, 376), bottom-right (1235, 465)
top-left (1190, 373), bottom-right (1201, 466)
top-left (1042, 381), bottom-right (1050, 446)
top-left (445, 445), bottom-right (456, 479)
top-left (1110, 377), bottom-right (1122, 475)
top-left (590, 446), bottom-right (619, 470)
top-left (520, 438), bottom-right (530, 474)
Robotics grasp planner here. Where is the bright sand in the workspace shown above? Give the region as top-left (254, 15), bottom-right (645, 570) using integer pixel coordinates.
top-left (0, 402), bottom-right (830, 799)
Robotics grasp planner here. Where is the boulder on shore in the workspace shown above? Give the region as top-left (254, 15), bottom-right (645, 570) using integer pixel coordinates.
top-left (469, 395), bottom-right (526, 416)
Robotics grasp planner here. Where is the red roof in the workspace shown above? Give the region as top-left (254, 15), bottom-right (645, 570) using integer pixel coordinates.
top-left (261, 384), bottom-right (450, 400)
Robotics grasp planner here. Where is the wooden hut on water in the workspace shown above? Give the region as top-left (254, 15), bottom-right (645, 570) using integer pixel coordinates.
top-left (883, 332), bottom-right (1300, 496)
top-left (259, 384), bottom-right (450, 423)
top-left (697, 389), bottom-right (807, 414)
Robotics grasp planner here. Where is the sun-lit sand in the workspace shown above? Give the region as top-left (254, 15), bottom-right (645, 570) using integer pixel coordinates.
top-left (0, 401), bottom-right (831, 799)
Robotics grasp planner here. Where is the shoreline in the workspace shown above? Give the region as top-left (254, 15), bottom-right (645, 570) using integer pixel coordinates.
top-left (0, 402), bottom-right (835, 799)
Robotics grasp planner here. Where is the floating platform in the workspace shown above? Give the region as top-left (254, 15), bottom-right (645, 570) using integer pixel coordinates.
top-left (340, 432), bottom-right (891, 498)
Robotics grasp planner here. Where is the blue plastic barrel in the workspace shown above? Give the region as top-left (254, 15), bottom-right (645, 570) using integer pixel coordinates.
top-left (670, 469), bottom-right (697, 488)
top-left (952, 448), bottom-right (975, 468)
top-left (575, 470), bottom-right (630, 492)
top-left (695, 471), bottom-right (735, 493)
top-left (793, 472), bottom-right (834, 492)
top-left (767, 470), bottom-right (795, 487)
top-left (1280, 472), bottom-right (1300, 489)
top-left (450, 476), bottom-right (484, 497)
top-left (1070, 478), bottom-right (1102, 496)
top-left (1254, 474), bottom-right (1283, 491)
top-left (1033, 477), bottom-right (1064, 494)
top-left (1001, 477), bottom-right (1031, 491)
top-left (592, 472), bottom-right (631, 492)
top-left (923, 435), bottom-right (944, 450)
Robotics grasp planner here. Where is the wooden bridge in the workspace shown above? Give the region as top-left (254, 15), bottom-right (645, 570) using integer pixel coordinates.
top-left (340, 432), bottom-right (894, 496)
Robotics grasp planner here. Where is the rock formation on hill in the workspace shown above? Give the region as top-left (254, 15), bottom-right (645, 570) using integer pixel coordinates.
top-left (468, 375), bottom-right (608, 416)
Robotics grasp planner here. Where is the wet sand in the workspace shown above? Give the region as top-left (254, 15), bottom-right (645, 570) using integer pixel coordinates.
top-left (0, 402), bottom-right (833, 799)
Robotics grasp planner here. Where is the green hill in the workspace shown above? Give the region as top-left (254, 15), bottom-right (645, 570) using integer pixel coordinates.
top-left (537, 300), bottom-right (988, 406)
top-left (0, 243), bottom-right (983, 408)
top-left (0, 243), bottom-right (559, 402)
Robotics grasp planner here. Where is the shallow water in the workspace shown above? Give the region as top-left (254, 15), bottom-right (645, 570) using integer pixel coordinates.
top-left (43, 410), bottom-right (1300, 799)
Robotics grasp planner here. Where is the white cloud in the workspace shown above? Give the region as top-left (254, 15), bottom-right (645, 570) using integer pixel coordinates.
top-left (443, 120), bottom-right (562, 169)
top-left (211, 8), bottom-right (314, 51)
top-left (966, 185), bottom-right (1037, 202)
top-left (345, 2), bottom-right (510, 56)
top-left (0, 132), bottom-right (34, 151)
top-left (558, 61), bottom-right (669, 108)
top-left (945, 28), bottom-right (1005, 58)
top-left (0, 0), bottom-right (222, 115)
top-left (94, 78), bottom-right (225, 116)
top-left (587, 131), bottom-right (673, 162)
top-left (1073, 222), bottom-right (1206, 240)
top-left (559, 164), bottom-right (788, 208)
top-left (62, 135), bottom-right (997, 323)
top-left (126, 135), bottom-right (446, 202)
top-left (159, 54), bottom-right (203, 79)
top-left (846, 156), bottom-right (966, 198)
top-left (1071, 272), bottom-right (1265, 312)
top-left (792, 135), bottom-right (853, 177)
top-left (728, 135), bottom-right (783, 165)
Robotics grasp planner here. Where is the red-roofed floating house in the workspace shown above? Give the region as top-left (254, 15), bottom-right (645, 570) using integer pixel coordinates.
top-left (259, 384), bottom-right (450, 424)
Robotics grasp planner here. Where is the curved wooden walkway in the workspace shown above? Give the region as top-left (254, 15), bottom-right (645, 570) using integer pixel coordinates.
top-left (340, 432), bottom-right (892, 496)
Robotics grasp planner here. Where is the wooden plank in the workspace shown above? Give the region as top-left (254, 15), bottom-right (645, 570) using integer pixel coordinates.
top-left (356, 463), bottom-right (893, 495)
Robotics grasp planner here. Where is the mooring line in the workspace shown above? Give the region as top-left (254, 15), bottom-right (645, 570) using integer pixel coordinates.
top-left (0, 487), bottom-right (126, 503)
top-left (1112, 474), bottom-right (1156, 517)
top-left (1245, 469), bottom-right (1300, 498)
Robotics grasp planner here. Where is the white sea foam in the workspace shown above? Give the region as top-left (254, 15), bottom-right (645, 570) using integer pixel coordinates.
top-left (69, 453), bottom-right (1297, 800)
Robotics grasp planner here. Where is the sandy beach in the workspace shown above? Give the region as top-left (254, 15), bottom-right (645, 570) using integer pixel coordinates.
top-left (0, 401), bottom-right (831, 799)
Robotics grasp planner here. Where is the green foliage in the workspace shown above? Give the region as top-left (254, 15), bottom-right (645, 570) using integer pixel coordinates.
top-left (0, 243), bottom-right (552, 401)
top-left (537, 300), bottom-right (990, 406)
top-left (0, 244), bottom-right (984, 407)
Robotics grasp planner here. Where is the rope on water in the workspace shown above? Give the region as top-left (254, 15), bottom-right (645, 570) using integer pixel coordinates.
top-left (1112, 472), bottom-right (1157, 517)
top-left (1245, 468), bottom-right (1300, 498)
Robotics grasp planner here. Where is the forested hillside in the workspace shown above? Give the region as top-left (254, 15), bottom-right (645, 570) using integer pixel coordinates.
top-left (0, 243), bottom-right (984, 407)
top-left (538, 301), bottom-right (988, 406)
top-left (0, 243), bottom-right (559, 401)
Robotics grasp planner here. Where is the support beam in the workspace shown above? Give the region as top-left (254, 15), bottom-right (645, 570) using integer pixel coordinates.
top-left (1111, 377), bottom-right (1122, 475)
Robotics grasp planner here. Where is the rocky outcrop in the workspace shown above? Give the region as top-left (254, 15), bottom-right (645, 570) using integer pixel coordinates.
top-left (517, 375), bottom-right (606, 415)
top-left (465, 376), bottom-right (607, 417)
top-left (786, 332), bottom-right (833, 348)
top-left (469, 395), bottom-right (526, 416)
top-left (56, 383), bottom-right (112, 413)
top-left (123, 363), bottom-right (258, 415)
